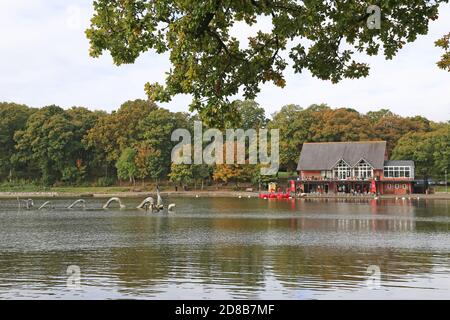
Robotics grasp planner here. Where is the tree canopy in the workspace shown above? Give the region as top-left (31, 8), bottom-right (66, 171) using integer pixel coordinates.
top-left (0, 103), bottom-right (35, 180)
top-left (0, 100), bottom-right (448, 186)
top-left (436, 32), bottom-right (450, 71)
top-left (392, 126), bottom-right (449, 179)
top-left (86, 0), bottom-right (449, 125)
top-left (269, 104), bottom-right (435, 172)
top-left (13, 106), bottom-right (101, 185)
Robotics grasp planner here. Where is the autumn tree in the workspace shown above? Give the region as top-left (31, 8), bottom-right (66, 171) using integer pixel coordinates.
top-left (169, 164), bottom-right (194, 188)
top-left (86, 0), bottom-right (448, 125)
top-left (436, 32), bottom-right (450, 71)
top-left (213, 164), bottom-right (243, 186)
top-left (310, 107), bottom-right (376, 142)
top-left (269, 104), bottom-right (326, 171)
top-left (372, 114), bottom-right (431, 154)
top-left (366, 109), bottom-right (394, 124)
top-left (134, 144), bottom-right (152, 185)
top-left (212, 100), bottom-right (269, 182)
top-left (85, 99), bottom-right (158, 167)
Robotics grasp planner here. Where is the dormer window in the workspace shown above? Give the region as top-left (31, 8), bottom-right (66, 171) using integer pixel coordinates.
top-left (333, 159), bottom-right (351, 180)
top-left (353, 159), bottom-right (373, 179)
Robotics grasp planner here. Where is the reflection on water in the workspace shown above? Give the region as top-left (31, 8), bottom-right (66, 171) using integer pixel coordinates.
top-left (0, 197), bottom-right (449, 299)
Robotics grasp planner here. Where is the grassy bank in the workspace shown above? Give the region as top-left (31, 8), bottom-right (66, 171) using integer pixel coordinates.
top-left (0, 183), bottom-right (253, 195)
top-left (0, 184), bottom-right (134, 194)
top-left (434, 186), bottom-right (449, 193)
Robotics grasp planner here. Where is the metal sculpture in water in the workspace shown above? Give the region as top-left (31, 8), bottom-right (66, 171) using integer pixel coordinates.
top-left (17, 198), bottom-right (34, 210)
top-left (68, 199), bottom-right (86, 210)
top-left (38, 201), bottom-right (53, 210)
top-left (155, 187), bottom-right (164, 212)
top-left (102, 197), bottom-right (126, 209)
top-left (137, 197), bottom-right (154, 210)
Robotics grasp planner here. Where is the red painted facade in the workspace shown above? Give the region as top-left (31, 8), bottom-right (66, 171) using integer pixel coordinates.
top-left (297, 143), bottom-right (414, 195)
top-left (297, 154), bottom-right (414, 195)
top-left (298, 173), bottom-right (413, 195)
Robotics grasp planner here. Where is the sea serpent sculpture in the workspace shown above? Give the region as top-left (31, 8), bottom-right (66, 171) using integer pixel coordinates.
top-left (17, 198), bottom-right (34, 210)
top-left (38, 201), bottom-right (54, 210)
top-left (136, 188), bottom-right (176, 213)
top-left (136, 197), bottom-right (154, 210)
top-left (68, 199), bottom-right (86, 210)
top-left (16, 194), bottom-right (174, 212)
top-left (102, 197), bottom-right (126, 209)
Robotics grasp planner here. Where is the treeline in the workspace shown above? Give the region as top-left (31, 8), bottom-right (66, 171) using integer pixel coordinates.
top-left (0, 100), bottom-right (448, 187)
top-left (269, 104), bottom-right (449, 179)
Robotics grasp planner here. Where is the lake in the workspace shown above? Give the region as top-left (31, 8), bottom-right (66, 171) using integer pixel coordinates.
top-left (0, 197), bottom-right (449, 299)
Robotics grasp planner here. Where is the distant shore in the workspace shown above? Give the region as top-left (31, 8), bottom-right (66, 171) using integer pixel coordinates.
top-left (0, 190), bottom-right (449, 200)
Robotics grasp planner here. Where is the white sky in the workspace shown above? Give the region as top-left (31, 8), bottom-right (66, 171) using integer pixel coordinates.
top-left (0, 1), bottom-right (449, 121)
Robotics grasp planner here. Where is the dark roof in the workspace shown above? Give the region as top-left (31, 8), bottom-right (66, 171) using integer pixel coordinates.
top-left (384, 160), bottom-right (415, 167)
top-left (297, 141), bottom-right (386, 171)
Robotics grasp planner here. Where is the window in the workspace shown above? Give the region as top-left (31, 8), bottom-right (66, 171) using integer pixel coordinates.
top-left (394, 167), bottom-right (399, 177)
top-left (354, 160), bottom-right (373, 179)
top-left (384, 166), bottom-right (412, 178)
top-left (334, 160), bottom-right (351, 180)
top-left (395, 184), bottom-right (399, 189)
top-left (403, 184), bottom-right (407, 189)
top-left (321, 170), bottom-right (332, 179)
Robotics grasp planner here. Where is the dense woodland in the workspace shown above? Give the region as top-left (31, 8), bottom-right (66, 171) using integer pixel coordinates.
top-left (0, 100), bottom-right (448, 188)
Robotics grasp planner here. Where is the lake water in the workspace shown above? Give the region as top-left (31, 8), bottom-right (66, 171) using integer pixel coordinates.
top-left (0, 197), bottom-right (449, 299)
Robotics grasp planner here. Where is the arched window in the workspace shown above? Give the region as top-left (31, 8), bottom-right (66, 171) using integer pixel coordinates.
top-left (353, 159), bottom-right (373, 179)
top-left (333, 160), bottom-right (351, 180)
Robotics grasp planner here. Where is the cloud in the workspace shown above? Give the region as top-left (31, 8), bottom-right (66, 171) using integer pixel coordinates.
top-left (0, 1), bottom-right (449, 121)
top-left (0, 1), bottom-right (172, 112)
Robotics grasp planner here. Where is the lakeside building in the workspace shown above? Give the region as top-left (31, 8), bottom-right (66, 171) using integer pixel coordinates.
top-left (296, 141), bottom-right (415, 195)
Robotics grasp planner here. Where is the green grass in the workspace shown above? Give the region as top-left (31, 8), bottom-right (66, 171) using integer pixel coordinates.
top-left (0, 181), bottom-right (46, 192)
top-left (434, 186), bottom-right (449, 193)
top-left (0, 184), bottom-right (141, 194)
top-left (0, 185), bottom-right (49, 192)
top-left (50, 186), bottom-right (134, 193)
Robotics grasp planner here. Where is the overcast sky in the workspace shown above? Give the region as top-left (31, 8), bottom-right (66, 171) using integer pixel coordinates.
top-left (0, 1), bottom-right (449, 121)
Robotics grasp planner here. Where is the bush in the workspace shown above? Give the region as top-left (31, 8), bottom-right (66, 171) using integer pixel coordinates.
top-left (94, 177), bottom-right (116, 187)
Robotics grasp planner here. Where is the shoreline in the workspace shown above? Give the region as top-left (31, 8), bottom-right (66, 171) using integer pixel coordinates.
top-left (0, 190), bottom-right (449, 200)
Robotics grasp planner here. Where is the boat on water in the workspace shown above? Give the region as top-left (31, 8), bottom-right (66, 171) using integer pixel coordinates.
top-left (259, 187), bottom-right (293, 200)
